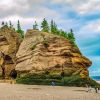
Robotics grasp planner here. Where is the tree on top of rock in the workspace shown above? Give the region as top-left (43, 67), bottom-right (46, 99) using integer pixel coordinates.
top-left (17, 20), bottom-right (21, 30)
top-left (59, 29), bottom-right (68, 38)
top-left (33, 21), bottom-right (38, 30)
top-left (50, 20), bottom-right (54, 33)
top-left (50, 20), bottom-right (58, 34)
top-left (1, 21), bottom-right (9, 28)
top-left (1, 21), bottom-right (5, 26)
top-left (16, 20), bottom-right (24, 38)
top-left (8, 21), bottom-right (15, 30)
top-left (41, 18), bottom-right (49, 32)
top-left (9, 21), bottom-right (13, 29)
top-left (67, 29), bottom-right (75, 44)
top-left (5, 22), bottom-right (8, 27)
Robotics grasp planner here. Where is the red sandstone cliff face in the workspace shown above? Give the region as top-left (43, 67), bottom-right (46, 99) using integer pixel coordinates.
top-left (16, 30), bottom-right (92, 78)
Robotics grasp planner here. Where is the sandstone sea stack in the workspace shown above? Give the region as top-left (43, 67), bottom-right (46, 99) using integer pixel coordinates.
top-left (16, 29), bottom-right (92, 79)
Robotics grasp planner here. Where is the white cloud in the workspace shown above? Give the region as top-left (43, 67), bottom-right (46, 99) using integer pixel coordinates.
top-left (0, 0), bottom-right (30, 17)
top-left (75, 0), bottom-right (100, 15)
top-left (0, 0), bottom-right (49, 18)
top-left (0, 0), bottom-right (63, 20)
top-left (32, 7), bottom-right (60, 19)
top-left (0, 0), bottom-right (64, 30)
top-left (51, 0), bottom-right (100, 15)
top-left (79, 19), bottom-right (100, 36)
top-left (0, 15), bottom-right (43, 30)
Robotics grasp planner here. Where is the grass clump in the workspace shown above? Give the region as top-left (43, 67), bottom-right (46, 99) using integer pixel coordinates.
top-left (30, 44), bottom-right (37, 50)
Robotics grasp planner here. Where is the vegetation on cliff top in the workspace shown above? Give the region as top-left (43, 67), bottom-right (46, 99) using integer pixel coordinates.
top-left (1, 18), bottom-right (76, 45)
top-left (16, 20), bottom-right (24, 39)
top-left (40, 18), bottom-right (76, 45)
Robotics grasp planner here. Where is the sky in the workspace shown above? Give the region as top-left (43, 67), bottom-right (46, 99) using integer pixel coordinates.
top-left (0, 0), bottom-right (100, 76)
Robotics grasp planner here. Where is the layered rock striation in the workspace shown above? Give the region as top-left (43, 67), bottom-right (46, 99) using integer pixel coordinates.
top-left (0, 26), bottom-right (21, 78)
top-left (16, 30), bottom-right (92, 78)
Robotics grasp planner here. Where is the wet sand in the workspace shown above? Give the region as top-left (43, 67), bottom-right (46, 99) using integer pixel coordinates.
top-left (0, 83), bottom-right (100, 100)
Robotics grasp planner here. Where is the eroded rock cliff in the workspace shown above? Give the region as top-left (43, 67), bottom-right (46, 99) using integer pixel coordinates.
top-left (0, 26), bottom-right (22, 78)
top-left (16, 30), bottom-right (92, 79)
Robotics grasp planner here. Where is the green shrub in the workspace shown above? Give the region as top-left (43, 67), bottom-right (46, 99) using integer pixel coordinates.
top-left (16, 74), bottom-right (99, 87)
top-left (46, 74), bottom-right (62, 80)
top-left (63, 75), bottom-right (100, 87)
top-left (16, 73), bottom-right (62, 85)
top-left (30, 44), bottom-right (37, 50)
top-left (89, 78), bottom-right (100, 87)
top-left (63, 75), bottom-right (85, 86)
top-left (16, 74), bottom-right (62, 85)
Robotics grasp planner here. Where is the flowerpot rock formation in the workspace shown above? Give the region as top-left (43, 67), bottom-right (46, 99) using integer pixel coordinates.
top-left (16, 30), bottom-right (92, 79)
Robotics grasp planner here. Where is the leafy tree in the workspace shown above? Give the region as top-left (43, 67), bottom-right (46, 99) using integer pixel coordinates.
top-left (41, 18), bottom-right (49, 32)
top-left (16, 20), bottom-right (24, 38)
top-left (33, 21), bottom-right (38, 30)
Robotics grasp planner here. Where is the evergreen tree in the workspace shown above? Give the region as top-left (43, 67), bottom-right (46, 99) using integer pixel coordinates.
top-left (53, 22), bottom-right (58, 33)
top-left (50, 20), bottom-right (54, 33)
top-left (1, 21), bottom-right (9, 27)
top-left (1, 21), bottom-right (5, 26)
top-left (17, 20), bottom-right (21, 30)
top-left (50, 20), bottom-right (58, 34)
top-left (9, 21), bottom-right (13, 28)
top-left (33, 21), bottom-right (38, 30)
top-left (41, 18), bottom-right (49, 32)
top-left (67, 29), bottom-right (75, 44)
top-left (59, 29), bottom-right (68, 38)
top-left (5, 22), bottom-right (8, 27)
top-left (16, 20), bottom-right (24, 38)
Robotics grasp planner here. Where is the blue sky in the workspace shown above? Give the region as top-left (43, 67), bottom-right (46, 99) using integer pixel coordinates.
top-left (0, 0), bottom-right (100, 76)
